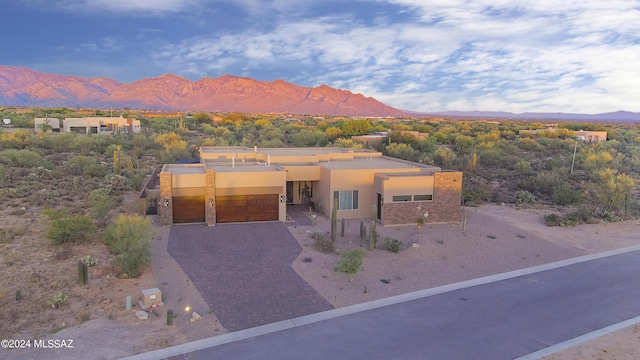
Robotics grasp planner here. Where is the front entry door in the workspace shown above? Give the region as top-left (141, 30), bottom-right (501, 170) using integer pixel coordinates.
top-left (286, 181), bottom-right (294, 204)
top-left (377, 193), bottom-right (382, 220)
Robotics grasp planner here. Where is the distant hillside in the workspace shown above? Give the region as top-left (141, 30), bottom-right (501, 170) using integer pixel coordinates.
top-left (0, 65), bottom-right (404, 117)
top-left (428, 110), bottom-right (640, 122)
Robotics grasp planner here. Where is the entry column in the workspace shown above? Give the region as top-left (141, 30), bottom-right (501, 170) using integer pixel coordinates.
top-left (159, 171), bottom-right (173, 226)
top-left (205, 169), bottom-right (216, 226)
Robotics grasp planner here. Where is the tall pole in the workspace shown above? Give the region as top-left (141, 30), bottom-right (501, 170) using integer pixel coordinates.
top-left (570, 139), bottom-right (577, 175)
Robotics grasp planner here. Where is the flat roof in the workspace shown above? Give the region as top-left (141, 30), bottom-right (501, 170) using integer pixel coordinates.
top-left (201, 146), bottom-right (373, 156)
top-left (206, 164), bottom-right (282, 173)
top-left (317, 157), bottom-right (438, 171)
top-left (162, 164), bottom-right (205, 174)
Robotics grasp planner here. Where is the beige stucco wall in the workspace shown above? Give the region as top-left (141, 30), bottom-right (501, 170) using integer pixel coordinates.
top-left (378, 174), bottom-right (435, 198)
top-left (318, 167), bottom-right (424, 220)
top-left (172, 173), bottom-right (206, 189)
top-left (283, 165), bottom-right (321, 181)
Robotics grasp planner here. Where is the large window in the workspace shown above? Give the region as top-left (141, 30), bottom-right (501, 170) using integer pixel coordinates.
top-left (413, 194), bottom-right (433, 201)
top-left (392, 195), bottom-right (412, 202)
top-left (334, 190), bottom-right (359, 210)
top-left (392, 194), bottom-right (433, 202)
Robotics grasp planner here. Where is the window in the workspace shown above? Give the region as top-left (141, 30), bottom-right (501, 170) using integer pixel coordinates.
top-left (334, 190), bottom-right (358, 210)
top-left (392, 195), bottom-right (412, 202)
top-left (413, 194), bottom-right (433, 201)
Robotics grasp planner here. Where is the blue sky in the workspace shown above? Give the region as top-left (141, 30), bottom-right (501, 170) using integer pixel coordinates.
top-left (4, 0), bottom-right (640, 113)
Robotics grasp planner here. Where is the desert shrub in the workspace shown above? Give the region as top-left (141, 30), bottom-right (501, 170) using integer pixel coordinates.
top-left (312, 231), bottom-right (335, 253)
top-left (543, 213), bottom-right (561, 226)
top-left (67, 155), bottom-right (106, 177)
top-left (90, 188), bottom-right (116, 227)
top-left (384, 237), bottom-right (403, 253)
top-left (598, 211), bottom-right (622, 222)
top-left (103, 215), bottom-right (153, 277)
top-left (552, 184), bottom-right (582, 205)
top-left (335, 249), bottom-right (366, 277)
top-left (45, 212), bottom-right (96, 245)
top-left (517, 137), bottom-right (540, 150)
top-left (514, 190), bottom-right (536, 205)
top-left (0, 228), bottom-right (15, 243)
top-left (48, 293), bottom-right (68, 309)
top-left (0, 149), bottom-right (43, 167)
top-left (463, 175), bottom-right (490, 205)
top-left (127, 172), bottom-right (146, 191)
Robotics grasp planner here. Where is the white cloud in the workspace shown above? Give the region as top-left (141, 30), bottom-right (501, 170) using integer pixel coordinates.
top-left (25, 0), bottom-right (203, 14)
top-left (38, 0), bottom-right (640, 112)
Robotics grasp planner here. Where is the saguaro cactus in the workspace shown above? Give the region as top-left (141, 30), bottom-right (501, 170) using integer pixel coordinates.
top-left (113, 146), bottom-right (121, 175)
top-left (78, 259), bottom-right (88, 286)
top-left (360, 220), bottom-right (366, 247)
top-left (369, 221), bottom-right (377, 250)
top-left (371, 204), bottom-right (377, 222)
top-left (340, 218), bottom-right (345, 237)
top-left (167, 309), bottom-right (174, 326)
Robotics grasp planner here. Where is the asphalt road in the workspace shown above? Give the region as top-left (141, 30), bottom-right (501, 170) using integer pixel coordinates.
top-left (178, 249), bottom-right (640, 360)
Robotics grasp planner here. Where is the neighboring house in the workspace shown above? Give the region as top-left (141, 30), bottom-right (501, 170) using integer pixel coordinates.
top-left (34, 117), bottom-right (61, 132)
top-left (519, 128), bottom-right (607, 142)
top-left (159, 147), bottom-right (462, 227)
top-left (573, 130), bottom-right (607, 142)
top-left (352, 132), bottom-right (388, 147)
top-left (352, 129), bottom-right (429, 147)
top-left (62, 116), bottom-right (141, 134)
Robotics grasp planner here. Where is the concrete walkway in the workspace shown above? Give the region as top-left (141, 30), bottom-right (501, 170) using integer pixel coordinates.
top-left (286, 204), bottom-right (313, 226)
top-left (125, 245), bottom-right (640, 360)
top-left (167, 223), bottom-right (333, 331)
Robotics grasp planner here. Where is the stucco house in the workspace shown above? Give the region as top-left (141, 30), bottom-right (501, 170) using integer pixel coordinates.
top-left (159, 147), bottom-right (462, 227)
top-left (34, 117), bottom-right (61, 132)
top-left (519, 128), bottom-right (607, 142)
top-left (62, 116), bottom-right (141, 134)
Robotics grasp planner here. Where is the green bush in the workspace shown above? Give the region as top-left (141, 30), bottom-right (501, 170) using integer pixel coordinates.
top-left (90, 189), bottom-right (116, 227)
top-left (67, 155), bottom-right (106, 177)
top-left (45, 213), bottom-right (96, 245)
top-left (552, 184), bottom-right (583, 205)
top-left (312, 231), bottom-right (335, 253)
top-left (335, 249), bottom-right (366, 276)
top-left (543, 213), bottom-right (561, 226)
top-left (514, 190), bottom-right (536, 205)
top-left (0, 148), bottom-right (43, 167)
top-left (384, 237), bottom-right (403, 253)
top-left (103, 215), bottom-right (153, 277)
top-left (48, 292), bottom-right (68, 309)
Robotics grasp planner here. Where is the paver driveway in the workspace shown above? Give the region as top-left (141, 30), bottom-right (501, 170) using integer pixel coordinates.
top-left (167, 222), bottom-right (333, 331)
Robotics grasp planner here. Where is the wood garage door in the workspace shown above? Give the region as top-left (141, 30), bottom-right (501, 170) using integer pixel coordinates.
top-left (216, 194), bottom-right (279, 223)
top-left (173, 195), bottom-right (205, 223)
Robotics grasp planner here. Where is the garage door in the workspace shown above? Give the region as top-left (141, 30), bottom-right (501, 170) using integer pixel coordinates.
top-left (216, 194), bottom-right (279, 223)
top-left (173, 195), bottom-right (205, 223)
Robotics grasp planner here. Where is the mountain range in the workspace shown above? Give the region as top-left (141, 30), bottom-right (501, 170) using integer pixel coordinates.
top-left (2, 65), bottom-right (639, 121)
top-left (428, 110), bottom-right (640, 122)
top-left (0, 65), bottom-right (403, 116)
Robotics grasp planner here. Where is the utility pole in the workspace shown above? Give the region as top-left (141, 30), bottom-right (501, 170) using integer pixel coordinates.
top-left (570, 139), bottom-right (578, 175)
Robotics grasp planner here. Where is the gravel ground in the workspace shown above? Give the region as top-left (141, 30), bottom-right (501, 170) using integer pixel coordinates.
top-left (11, 204), bottom-right (639, 359)
top-left (291, 205), bottom-right (587, 308)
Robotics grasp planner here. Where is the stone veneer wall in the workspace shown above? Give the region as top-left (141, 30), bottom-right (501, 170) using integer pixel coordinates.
top-left (205, 169), bottom-right (216, 226)
top-left (382, 171), bottom-right (462, 225)
top-left (159, 172), bottom-right (173, 226)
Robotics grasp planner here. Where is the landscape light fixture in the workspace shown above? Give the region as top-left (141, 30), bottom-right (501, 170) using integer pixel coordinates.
top-left (209, 198), bottom-right (214, 207)
top-left (163, 198), bottom-right (169, 207)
